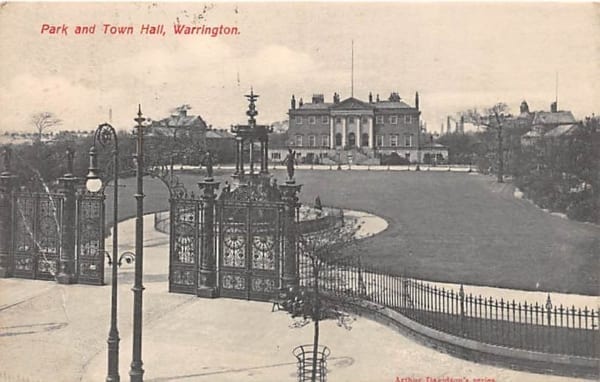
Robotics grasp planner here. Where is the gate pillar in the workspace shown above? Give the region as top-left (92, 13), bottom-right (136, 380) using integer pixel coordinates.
top-left (0, 148), bottom-right (17, 278)
top-left (57, 149), bottom-right (77, 284)
top-left (280, 180), bottom-right (302, 289)
top-left (197, 168), bottom-right (219, 298)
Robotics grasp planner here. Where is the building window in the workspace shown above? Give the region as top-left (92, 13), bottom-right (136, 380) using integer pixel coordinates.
top-left (361, 133), bottom-right (369, 147)
top-left (404, 135), bottom-right (412, 147)
top-left (362, 117), bottom-right (369, 124)
top-left (348, 132), bottom-right (356, 147)
top-left (321, 116), bottom-right (329, 124)
top-left (376, 135), bottom-right (384, 147)
top-left (405, 152), bottom-right (411, 161)
top-left (336, 117), bottom-right (341, 124)
top-left (295, 135), bottom-right (303, 146)
top-left (405, 115), bottom-right (412, 124)
top-left (322, 135), bottom-right (330, 147)
top-left (347, 117), bottom-right (354, 124)
top-left (390, 116), bottom-right (398, 124)
top-left (308, 135), bottom-right (316, 147)
top-left (376, 115), bottom-right (384, 124)
top-left (335, 133), bottom-right (342, 146)
top-left (309, 116), bottom-right (316, 125)
top-left (295, 116), bottom-right (302, 124)
top-left (271, 152), bottom-right (281, 160)
top-left (390, 134), bottom-right (399, 147)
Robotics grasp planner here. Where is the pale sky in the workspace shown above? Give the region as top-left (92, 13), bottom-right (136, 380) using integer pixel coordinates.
top-left (0, 2), bottom-right (598, 134)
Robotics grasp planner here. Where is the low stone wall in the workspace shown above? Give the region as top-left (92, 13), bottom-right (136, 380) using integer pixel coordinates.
top-left (154, 206), bottom-right (344, 236)
top-left (344, 298), bottom-right (599, 380)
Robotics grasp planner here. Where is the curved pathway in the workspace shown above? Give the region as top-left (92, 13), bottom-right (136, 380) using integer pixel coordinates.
top-left (0, 214), bottom-right (594, 381)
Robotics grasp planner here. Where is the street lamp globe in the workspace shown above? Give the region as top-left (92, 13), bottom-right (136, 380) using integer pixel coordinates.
top-left (86, 175), bottom-right (102, 193)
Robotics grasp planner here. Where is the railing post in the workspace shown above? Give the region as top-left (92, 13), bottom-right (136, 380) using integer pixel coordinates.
top-left (197, 173), bottom-right (219, 298)
top-left (0, 147), bottom-right (17, 278)
top-left (459, 284), bottom-right (465, 335)
top-left (545, 294), bottom-right (552, 326)
top-left (57, 148), bottom-right (77, 284)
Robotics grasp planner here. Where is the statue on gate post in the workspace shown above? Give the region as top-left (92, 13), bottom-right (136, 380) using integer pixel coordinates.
top-left (284, 148), bottom-right (296, 183)
top-left (203, 151), bottom-right (214, 180)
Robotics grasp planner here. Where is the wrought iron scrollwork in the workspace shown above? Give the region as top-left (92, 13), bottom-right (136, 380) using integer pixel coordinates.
top-left (105, 250), bottom-right (135, 267)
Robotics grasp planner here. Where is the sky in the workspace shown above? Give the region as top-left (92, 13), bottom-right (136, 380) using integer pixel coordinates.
top-left (0, 2), bottom-right (598, 134)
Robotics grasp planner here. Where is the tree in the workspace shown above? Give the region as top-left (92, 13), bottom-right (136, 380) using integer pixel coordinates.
top-left (462, 103), bottom-right (510, 183)
top-left (280, 220), bottom-right (361, 382)
top-left (31, 112), bottom-right (62, 142)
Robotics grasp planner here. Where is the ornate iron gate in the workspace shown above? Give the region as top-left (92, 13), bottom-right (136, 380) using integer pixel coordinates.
top-left (12, 193), bottom-right (63, 280)
top-left (169, 198), bottom-right (203, 294)
top-left (217, 200), bottom-right (284, 301)
top-left (76, 191), bottom-right (105, 285)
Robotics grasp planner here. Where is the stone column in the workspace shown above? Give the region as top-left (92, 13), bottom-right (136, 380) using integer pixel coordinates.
top-left (279, 180), bottom-right (302, 290)
top-left (369, 117), bottom-right (374, 148)
top-left (356, 117), bottom-right (361, 148)
top-left (197, 177), bottom-right (220, 298)
top-left (0, 167), bottom-right (16, 278)
top-left (249, 140), bottom-right (255, 174)
top-left (329, 117), bottom-right (334, 149)
top-left (342, 118), bottom-right (347, 148)
top-left (57, 151), bottom-right (77, 284)
top-left (239, 138), bottom-right (245, 175)
top-left (235, 138), bottom-right (241, 175)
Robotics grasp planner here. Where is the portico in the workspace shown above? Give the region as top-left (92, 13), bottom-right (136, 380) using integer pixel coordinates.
top-left (329, 97), bottom-right (375, 149)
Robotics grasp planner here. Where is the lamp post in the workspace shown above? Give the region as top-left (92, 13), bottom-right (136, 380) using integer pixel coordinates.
top-left (86, 123), bottom-right (121, 382)
top-left (130, 105), bottom-right (146, 382)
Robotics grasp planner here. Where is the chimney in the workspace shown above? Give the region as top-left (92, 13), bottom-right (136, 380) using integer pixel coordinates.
top-left (291, 95), bottom-right (296, 110)
top-left (369, 92), bottom-right (373, 103)
top-left (312, 94), bottom-right (324, 104)
top-left (299, 98), bottom-right (303, 107)
top-left (376, 94), bottom-right (380, 102)
top-left (415, 91), bottom-right (420, 110)
top-left (550, 101), bottom-right (558, 113)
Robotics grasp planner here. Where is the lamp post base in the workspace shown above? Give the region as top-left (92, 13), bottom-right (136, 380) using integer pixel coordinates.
top-left (197, 286), bottom-right (218, 298)
top-left (57, 270), bottom-right (76, 284)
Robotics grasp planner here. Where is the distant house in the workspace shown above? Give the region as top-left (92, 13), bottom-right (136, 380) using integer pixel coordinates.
top-left (147, 105), bottom-right (207, 138)
top-left (146, 105), bottom-right (208, 165)
top-left (519, 101), bottom-right (578, 146)
top-left (205, 128), bottom-right (235, 163)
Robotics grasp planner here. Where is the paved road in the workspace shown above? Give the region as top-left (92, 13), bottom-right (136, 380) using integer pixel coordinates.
top-left (0, 216), bottom-right (593, 382)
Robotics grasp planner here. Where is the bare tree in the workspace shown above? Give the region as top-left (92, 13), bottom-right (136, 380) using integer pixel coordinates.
top-left (462, 103), bottom-right (510, 183)
top-left (31, 112), bottom-right (62, 142)
top-left (280, 218), bottom-right (361, 382)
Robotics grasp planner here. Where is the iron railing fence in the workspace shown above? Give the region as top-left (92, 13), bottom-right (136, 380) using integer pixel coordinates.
top-left (299, 256), bottom-right (599, 358)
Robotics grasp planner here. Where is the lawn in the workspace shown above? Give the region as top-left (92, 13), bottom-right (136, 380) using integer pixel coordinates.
top-left (108, 169), bottom-right (600, 296)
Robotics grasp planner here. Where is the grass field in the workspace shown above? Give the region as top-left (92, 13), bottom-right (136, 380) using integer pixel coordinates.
top-left (108, 169), bottom-right (599, 296)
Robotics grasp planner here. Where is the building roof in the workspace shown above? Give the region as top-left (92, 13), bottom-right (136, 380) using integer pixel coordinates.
top-left (292, 94), bottom-right (417, 113)
top-left (375, 100), bottom-right (413, 109)
top-left (331, 97), bottom-right (375, 110)
top-left (532, 111), bottom-right (576, 125)
top-left (545, 124), bottom-right (580, 138)
top-left (206, 129), bottom-right (234, 139)
top-left (149, 109), bottom-right (207, 130)
top-left (298, 102), bottom-right (333, 110)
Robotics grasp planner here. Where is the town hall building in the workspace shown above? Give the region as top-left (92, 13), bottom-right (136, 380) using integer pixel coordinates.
top-left (275, 91), bottom-right (446, 164)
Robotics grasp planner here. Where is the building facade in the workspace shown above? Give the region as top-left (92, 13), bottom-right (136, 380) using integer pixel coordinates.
top-left (277, 91), bottom-right (443, 164)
